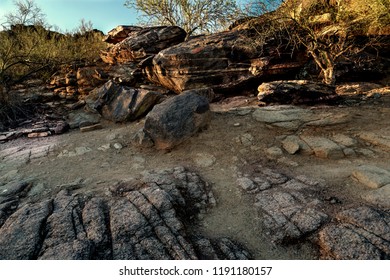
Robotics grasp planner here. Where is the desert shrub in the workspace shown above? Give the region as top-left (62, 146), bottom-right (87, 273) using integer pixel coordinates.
top-left (0, 1), bottom-right (107, 128)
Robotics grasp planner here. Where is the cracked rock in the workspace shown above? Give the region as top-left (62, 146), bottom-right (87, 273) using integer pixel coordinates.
top-left (319, 207), bottom-right (390, 259)
top-left (0, 167), bottom-right (248, 260)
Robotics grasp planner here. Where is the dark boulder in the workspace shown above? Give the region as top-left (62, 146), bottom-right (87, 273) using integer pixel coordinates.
top-left (86, 80), bottom-right (163, 122)
top-left (142, 90), bottom-right (211, 150)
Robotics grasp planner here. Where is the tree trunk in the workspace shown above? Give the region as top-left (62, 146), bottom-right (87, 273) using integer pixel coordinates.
top-left (323, 66), bottom-right (335, 86)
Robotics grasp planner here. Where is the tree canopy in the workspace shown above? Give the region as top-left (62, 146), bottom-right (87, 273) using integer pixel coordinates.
top-left (124, 0), bottom-right (241, 36)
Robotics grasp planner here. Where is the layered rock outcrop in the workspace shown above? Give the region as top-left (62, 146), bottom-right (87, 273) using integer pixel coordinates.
top-left (141, 30), bottom-right (307, 94)
top-left (101, 26), bottom-right (187, 64)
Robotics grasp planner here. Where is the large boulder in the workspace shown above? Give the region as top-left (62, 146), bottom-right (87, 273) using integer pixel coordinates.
top-left (142, 90), bottom-right (211, 150)
top-left (86, 80), bottom-right (163, 122)
top-left (100, 26), bottom-right (187, 64)
top-left (141, 29), bottom-right (307, 94)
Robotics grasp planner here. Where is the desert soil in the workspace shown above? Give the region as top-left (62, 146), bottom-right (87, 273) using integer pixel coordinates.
top-left (1, 93), bottom-right (390, 259)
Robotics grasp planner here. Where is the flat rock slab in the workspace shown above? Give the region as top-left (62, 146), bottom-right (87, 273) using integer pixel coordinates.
top-left (352, 165), bottom-right (390, 189)
top-left (319, 207), bottom-right (390, 260)
top-left (359, 132), bottom-right (390, 151)
top-left (252, 106), bottom-right (314, 130)
top-left (252, 107), bottom-right (350, 130)
top-left (0, 144), bottom-right (56, 167)
top-left (300, 136), bottom-right (344, 159)
top-left (0, 167), bottom-right (249, 260)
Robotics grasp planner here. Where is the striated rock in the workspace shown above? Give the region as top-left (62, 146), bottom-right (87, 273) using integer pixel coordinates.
top-left (257, 80), bottom-right (339, 105)
top-left (319, 207), bottom-right (390, 260)
top-left (101, 26), bottom-right (187, 64)
top-left (103, 25), bottom-right (143, 44)
top-left (143, 91), bottom-right (211, 150)
top-left (0, 167), bottom-right (248, 260)
top-left (142, 30), bottom-right (306, 94)
top-left (86, 80), bottom-right (163, 122)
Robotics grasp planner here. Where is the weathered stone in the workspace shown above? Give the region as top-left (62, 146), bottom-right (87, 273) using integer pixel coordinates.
top-left (86, 80), bottom-right (162, 122)
top-left (101, 26), bottom-right (186, 64)
top-left (67, 112), bottom-right (101, 129)
top-left (53, 121), bottom-right (70, 134)
top-left (352, 165), bottom-right (390, 189)
top-left (143, 91), bottom-right (211, 150)
top-left (257, 80), bottom-right (338, 105)
top-left (252, 106), bottom-right (314, 130)
top-left (319, 207), bottom-right (390, 260)
top-left (0, 200), bottom-right (52, 260)
top-left (0, 167), bottom-right (246, 260)
top-left (0, 181), bottom-right (31, 198)
top-left (237, 177), bottom-right (271, 193)
top-left (103, 25), bottom-right (143, 44)
top-left (255, 187), bottom-right (329, 243)
top-left (300, 136), bottom-right (344, 159)
top-left (281, 136), bottom-right (301, 155)
top-left (142, 30), bottom-right (306, 94)
top-left (239, 166), bottom-right (328, 243)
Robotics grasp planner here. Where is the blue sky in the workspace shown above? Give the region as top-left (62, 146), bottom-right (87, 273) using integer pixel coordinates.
top-left (0, 0), bottom-right (139, 33)
top-left (0, 0), bottom-right (278, 34)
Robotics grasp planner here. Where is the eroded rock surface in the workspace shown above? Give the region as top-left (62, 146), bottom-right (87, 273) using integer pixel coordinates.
top-left (101, 26), bottom-right (187, 64)
top-left (142, 30), bottom-right (306, 93)
top-left (86, 80), bottom-right (163, 122)
top-left (319, 207), bottom-right (390, 260)
top-left (0, 167), bottom-right (249, 260)
top-left (238, 166), bottom-right (329, 243)
top-left (237, 163), bottom-right (390, 259)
